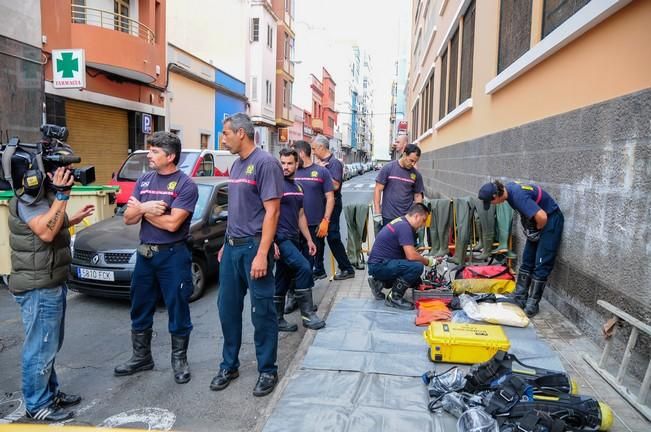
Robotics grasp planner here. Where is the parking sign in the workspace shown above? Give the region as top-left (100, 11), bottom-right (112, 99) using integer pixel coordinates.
top-left (142, 114), bottom-right (152, 134)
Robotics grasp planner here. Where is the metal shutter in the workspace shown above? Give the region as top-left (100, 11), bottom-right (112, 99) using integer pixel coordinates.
top-left (65, 100), bottom-right (128, 185)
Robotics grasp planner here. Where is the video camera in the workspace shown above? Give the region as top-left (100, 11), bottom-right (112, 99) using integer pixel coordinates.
top-left (0, 124), bottom-right (95, 203)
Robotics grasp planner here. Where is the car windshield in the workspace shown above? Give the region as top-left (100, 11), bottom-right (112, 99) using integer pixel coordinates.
top-left (192, 184), bottom-right (213, 223)
top-left (117, 152), bottom-right (199, 181)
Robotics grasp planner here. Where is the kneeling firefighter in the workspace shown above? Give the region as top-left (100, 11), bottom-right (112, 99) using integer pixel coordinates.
top-left (367, 203), bottom-right (435, 310)
top-left (478, 180), bottom-right (564, 317)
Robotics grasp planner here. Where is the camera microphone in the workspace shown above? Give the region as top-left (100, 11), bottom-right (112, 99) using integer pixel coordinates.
top-left (44, 154), bottom-right (81, 165)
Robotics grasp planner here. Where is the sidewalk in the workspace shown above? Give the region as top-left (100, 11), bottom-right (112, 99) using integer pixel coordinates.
top-left (258, 265), bottom-right (649, 432)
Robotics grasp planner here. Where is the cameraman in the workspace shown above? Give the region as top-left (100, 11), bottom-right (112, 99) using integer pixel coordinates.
top-left (8, 167), bottom-right (94, 422)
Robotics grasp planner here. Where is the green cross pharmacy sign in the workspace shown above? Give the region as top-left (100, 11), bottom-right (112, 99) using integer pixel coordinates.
top-left (52, 49), bottom-right (86, 89)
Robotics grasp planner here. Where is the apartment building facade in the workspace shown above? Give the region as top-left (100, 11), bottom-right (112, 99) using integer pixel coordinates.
top-left (40, 0), bottom-right (166, 184)
top-left (407, 0), bottom-right (651, 373)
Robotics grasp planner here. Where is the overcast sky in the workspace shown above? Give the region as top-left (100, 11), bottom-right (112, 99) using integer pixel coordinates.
top-left (293, 0), bottom-right (411, 159)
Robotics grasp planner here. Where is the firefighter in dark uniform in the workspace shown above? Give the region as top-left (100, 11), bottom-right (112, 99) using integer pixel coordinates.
top-left (478, 180), bottom-right (564, 317)
top-left (210, 113), bottom-right (284, 397)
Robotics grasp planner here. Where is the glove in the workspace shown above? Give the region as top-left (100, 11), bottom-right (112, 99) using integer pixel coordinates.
top-left (523, 227), bottom-right (541, 242)
top-left (373, 214), bottom-right (382, 224)
top-left (316, 218), bottom-right (330, 238)
top-left (520, 214), bottom-right (537, 231)
top-left (425, 256), bottom-right (436, 268)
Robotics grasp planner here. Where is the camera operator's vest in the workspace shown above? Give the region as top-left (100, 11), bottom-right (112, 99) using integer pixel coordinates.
top-left (7, 194), bottom-right (72, 294)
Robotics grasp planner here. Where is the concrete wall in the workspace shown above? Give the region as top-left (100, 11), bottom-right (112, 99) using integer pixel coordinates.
top-left (419, 88), bottom-right (651, 376)
top-left (0, 0), bottom-right (43, 142)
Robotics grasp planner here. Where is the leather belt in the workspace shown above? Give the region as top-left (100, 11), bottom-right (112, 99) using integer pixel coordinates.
top-left (227, 235), bottom-right (261, 246)
top-left (141, 240), bottom-right (186, 252)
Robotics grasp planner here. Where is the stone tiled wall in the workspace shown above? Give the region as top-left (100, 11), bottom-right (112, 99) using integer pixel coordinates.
top-left (419, 88), bottom-right (651, 377)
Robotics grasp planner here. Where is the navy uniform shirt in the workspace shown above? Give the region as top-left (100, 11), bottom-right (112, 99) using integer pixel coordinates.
top-left (132, 170), bottom-right (198, 244)
top-left (376, 160), bottom-right (424, 220)
top-left (227, 148), bottom-right (284, 238)
top-left (277, 178), bottom-right (303, 240)
top-left (322, 154), bottom-right (344, 202)
top-left (294, 163), bottom-right (334, 226)
top-left (368, 217), bottom-right (417, 264)
top-left (506, 181), bottom-right (559, 220)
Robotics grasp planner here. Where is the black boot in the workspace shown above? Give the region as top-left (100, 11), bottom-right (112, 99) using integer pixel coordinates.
top-left (284, 288), bottom-right (298, 314)
top-left (508, 269), bottom-right (532, 308)
top-left (295, 289), bottom-right (326, 330)
top-left (368, 276), bottom-right (386, 300)
top-left (171, 334), bottom-right (191, 384)
top-left (274, 295), bottom-right (298, 332)
top-left (114, 329), bottom-right (155, 376)
top-left (524, 279), bottom-right (546, 317)
top-left (385, 278), bottom-right (414, 310)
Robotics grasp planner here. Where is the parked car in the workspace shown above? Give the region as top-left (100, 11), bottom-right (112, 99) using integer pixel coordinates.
top-left (109, 149), bottom-right (237, 206)
top-left (68, 178), bottom-right (229, 302)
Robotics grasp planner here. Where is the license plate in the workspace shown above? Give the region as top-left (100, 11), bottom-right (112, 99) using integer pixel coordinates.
top-left (77, 267), bottom-right (115, 281)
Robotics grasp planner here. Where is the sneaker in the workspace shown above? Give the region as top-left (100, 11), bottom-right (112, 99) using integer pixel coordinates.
top-left (53, 391), bottom-right (82, 408)
top-left (253, 372), bottom-right (278, 397)
top-left (313, 272), bottom-right (327, 281)
top-left (209, 368), bottom-right (239, 391)
top-left (334, 269), bottom-right (355, 280)
top-left (26, 405), bottom-right (74, 422)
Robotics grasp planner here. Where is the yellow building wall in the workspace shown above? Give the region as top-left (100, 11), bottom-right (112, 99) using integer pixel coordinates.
top-left (168, 72), bottom-right (215, 149)
top-left (417, 0), bottom-right (651, 152)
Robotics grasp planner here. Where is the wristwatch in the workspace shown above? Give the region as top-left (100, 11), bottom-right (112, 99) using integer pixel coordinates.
top-left (55, 192), bottom-right (70, 201)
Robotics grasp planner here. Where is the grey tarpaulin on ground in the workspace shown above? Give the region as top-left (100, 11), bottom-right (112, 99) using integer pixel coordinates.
top-left (344, 203), bottom-right (369, 268)
top-left (262, 299), bottom-right (565, 432)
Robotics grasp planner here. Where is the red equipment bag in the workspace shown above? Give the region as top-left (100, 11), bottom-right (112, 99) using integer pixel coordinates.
top-left (459, 265), bottom-right (514, 280)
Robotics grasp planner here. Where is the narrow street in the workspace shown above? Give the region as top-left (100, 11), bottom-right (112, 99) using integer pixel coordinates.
top-left (0, 171), bottom-right (379, 431)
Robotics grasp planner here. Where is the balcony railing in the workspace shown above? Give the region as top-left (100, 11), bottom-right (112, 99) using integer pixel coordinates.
top-left (71, 4), bottom-right (155, 44)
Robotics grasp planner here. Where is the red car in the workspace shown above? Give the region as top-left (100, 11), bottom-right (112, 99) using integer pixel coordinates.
top-left (109, 149), bottom-right (237, 206)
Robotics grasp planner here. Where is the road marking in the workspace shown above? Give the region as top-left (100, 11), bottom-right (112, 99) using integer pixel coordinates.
top-left (100, 407), bottom-right (176, 431)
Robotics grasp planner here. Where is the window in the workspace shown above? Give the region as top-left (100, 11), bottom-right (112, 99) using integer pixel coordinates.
top-left (284, 34), bottom-right (290, 59)
top-left (411, 101), bottom-right (420, 138)
top-left (460, 1), bottom-right (475, 102)
top-left (542, 0), bottom-right (591, 38)
top-left (447, 31), bottom-right (459, 115)
top-left (420, 72), bottom-right (435, 132)
top-left (72, 0), bottom-right (86, 24)
top-left (328, 118), bottom-right (334, 129)
top-left (498, 0), bottom-right (533, 74)
top-left (216, 186), bottom-right (228, 207)
top-left (267, 25), bottom-right (273, 49)
top-left (45, 94), bottom-right (66, 127)
top-left (114, 0), bottom-right (129, 33)
top-left (329, 88), bottom-right (335, 102)
top-left (439, 49), bottom-right (447, 120)
top-left (438, 0), bottom-right (475, 119)
top-left (251, 76), bottom-right (258, 101)
top-left (197, 152), bottom-right (214, 175)
top-left (283, 80), bottom-right (288, 107)
top-left (265, 80), bottom-right (272, 105)
top-left (251, 18), bottom-right (260, 42)
top-left (200, 134), bottom-right (210, 151)
top-left (288, 83), bottom-right (292, 106)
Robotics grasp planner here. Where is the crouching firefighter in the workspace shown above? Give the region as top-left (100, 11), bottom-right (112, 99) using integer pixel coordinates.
top-left (114, 131), bottom-right (199, 384)
top-left (274, 148), bottom-right (325, 331)
top-left (478, 180), bottom-right (564, 317)
top-left (367, 203), bottom-right (435, 310)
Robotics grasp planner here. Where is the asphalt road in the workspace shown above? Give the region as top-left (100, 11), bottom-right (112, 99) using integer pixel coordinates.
top-left (0, 170), bottom-right (378, 431)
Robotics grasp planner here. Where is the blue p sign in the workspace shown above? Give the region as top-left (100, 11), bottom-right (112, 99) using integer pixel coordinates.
top-left (142, 113), bottom-right (152, 134)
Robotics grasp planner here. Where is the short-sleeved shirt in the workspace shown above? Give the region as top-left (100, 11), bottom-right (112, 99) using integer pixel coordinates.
top-left (132, 170), bottom-right (198, 244)
top-left (368, 217), bottom-right (417, 264)
top-left (277, 178), bottom-right (303, 240)
top-left (322, 154), bottom-right (344, 201)
top-left (17, 198), bottom-right (50, 224)
top-left (506, 181), bottom-right (559, 220)
top-left (294, 164), bottom-right (334, 226)
top-left (227, 147), bottom-right (284, 238)
top-left (376, 160), bottom-right (424, 220)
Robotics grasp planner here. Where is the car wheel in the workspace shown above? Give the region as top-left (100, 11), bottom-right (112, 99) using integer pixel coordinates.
top-left (189, 257), bottom-right (207, 302)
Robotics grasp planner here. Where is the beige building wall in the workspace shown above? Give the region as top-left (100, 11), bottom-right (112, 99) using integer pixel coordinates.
top-left (408, 0), bottom-right (651, 151)
top-left (168, 72), bottom-right (215, 149)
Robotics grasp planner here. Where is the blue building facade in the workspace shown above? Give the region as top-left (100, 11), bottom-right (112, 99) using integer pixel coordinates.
top-left (214, 69), bottom-right (246, 148)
